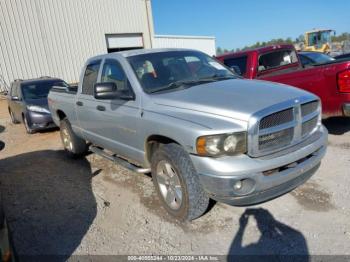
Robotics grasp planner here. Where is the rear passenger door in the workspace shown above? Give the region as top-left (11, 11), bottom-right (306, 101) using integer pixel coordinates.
top-left (76, 58), bottom-right (142, 162)
top-left (76, 60), bottom-right (102, 143)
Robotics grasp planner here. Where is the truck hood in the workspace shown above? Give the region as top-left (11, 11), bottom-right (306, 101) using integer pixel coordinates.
top-left (151, 79), bottom-right (313, 122)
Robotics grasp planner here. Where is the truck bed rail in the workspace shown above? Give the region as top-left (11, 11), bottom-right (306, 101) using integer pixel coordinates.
top-left (51, 84), bottom-right (78, 94)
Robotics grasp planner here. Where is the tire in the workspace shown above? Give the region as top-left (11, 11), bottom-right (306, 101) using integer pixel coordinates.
top-left (151, 143), bottom-right (209, 221)
top-left (0, 197), bottom-right (4, 230)
top-left (60, 118), bottom-right (88, 158)
top-left (23, 115), bottom-right (35, 134)
top-left (8, 109), bottom-right (18, 124)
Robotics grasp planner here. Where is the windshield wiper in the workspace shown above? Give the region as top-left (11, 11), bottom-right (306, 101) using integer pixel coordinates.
top-left (200, 74), bottom-right (237, 81)
top-left (149, 79), bottom-right (214, 94)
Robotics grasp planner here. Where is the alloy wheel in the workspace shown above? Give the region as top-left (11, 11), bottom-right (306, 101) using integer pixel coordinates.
top-left (61, 127), bottom-right (73, 152)
top-left (156, 160), bottom-right (183, 210)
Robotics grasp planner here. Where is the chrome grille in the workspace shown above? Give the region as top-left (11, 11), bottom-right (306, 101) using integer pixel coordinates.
top-left (259, 108), bottom-right (294, 129)
top-left (302, 116), bottom-right (318, 137)
top-left (249, 98), bottom-right (321, 157)
top-left (301, 101), bottom-right (319, 117)
top-left (259, 128), bottom-right (294, 151)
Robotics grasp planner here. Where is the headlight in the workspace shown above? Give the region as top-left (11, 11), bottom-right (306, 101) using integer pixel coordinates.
top-left (27, 105), bottom-right (50, 114)
top-left (196, 132), bottom-right (247, 157)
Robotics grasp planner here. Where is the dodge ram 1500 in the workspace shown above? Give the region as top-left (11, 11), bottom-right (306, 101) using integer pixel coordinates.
top-left (48, 48), bottom-right (327, 221)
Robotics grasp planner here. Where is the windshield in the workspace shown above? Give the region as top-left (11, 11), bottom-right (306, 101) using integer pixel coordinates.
top-left (302, 52), bottom-right (335, 64)
top-left (21, 80), bottom-right (68, 100)
top-left (308, 31), bottom-right (332, 47)
top-left (127, 51), bottom-right (236, 93)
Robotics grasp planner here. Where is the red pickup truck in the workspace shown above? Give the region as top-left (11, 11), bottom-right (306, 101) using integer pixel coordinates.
top-left (217, 44), bottom-right (350, 118)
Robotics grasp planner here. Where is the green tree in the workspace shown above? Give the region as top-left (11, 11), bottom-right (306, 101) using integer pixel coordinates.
top-left (332, 32), bottom-right (350, 42)
top-left (297, 34), bottom-right (305, 43)
top-left (216, 47), bottom-right (223, 55)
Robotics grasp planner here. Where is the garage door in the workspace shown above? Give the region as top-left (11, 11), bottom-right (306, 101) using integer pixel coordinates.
top-left (106, 33), bottom-right (144, 53)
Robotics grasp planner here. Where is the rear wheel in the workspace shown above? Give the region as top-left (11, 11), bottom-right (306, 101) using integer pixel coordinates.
top-left (151, 143), bottom-right (209, 221)
top-left (23, 115), bottom-right (35, 134)
top-left (60, 118), bottom-right (88, 158)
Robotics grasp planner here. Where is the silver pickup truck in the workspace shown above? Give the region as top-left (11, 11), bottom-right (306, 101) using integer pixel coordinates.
top-left (48, 48), bottom-right (328, 221)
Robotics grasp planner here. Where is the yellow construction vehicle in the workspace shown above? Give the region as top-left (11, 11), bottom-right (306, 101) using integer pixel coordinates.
top-left (304, 29), bottom-right (335, 53)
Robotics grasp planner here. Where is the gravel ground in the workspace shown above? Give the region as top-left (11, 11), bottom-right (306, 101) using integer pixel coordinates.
top-left (0, 98), bottom-right (349, 260)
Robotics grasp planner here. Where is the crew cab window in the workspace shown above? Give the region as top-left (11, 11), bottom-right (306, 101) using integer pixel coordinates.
top-left (82, 61), bottom-right (101, 95)
top-left (223, 56), bottom-right (248, 75)
top-left (258, 50), bottom-right (298, 72)
top-left (101, 59), bottom-right (132, 93)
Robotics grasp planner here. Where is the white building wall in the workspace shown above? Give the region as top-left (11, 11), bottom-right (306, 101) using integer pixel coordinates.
top-left (0, 0), bottom-right (154, 86)
top-left (153, 35), bottom-right (216, 56)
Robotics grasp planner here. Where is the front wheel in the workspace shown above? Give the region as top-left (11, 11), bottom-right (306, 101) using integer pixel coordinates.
top-left (60, 118), bottom-right (88, 158)
top-left (151, 143), bottom-right (210, 221)
top-left (23, 115), bottom-right (35, 134)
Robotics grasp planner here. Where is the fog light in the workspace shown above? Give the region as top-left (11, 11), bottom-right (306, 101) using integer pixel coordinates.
top-left (232, 178), bottom-right (256, 196)
top-left (233, 180), bottom-right (242, 190)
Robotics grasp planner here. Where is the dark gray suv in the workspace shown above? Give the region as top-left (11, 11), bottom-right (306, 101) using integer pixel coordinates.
top-left (7, 77), bottom-right (68, 134)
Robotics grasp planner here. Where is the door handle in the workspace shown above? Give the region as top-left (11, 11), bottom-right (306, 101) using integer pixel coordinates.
top-left (76, 101), bottom-right (83, 106)
top-left (96, 105), bottom-right (106, 111)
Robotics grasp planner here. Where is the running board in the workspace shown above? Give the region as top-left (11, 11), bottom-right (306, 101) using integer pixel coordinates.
top-left (90, 146), bottom-right (151, 174)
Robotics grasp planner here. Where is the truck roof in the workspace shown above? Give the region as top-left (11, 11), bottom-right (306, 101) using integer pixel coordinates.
top-left (306, 29), bottom-right (333, 34)
top-left (87, 48), bottom-right (200, 62)
top-left (217, 44), bottom-right (295, 58)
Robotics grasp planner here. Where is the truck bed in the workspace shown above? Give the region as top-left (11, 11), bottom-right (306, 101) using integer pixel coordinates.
top-left (48, 85), bottom-right (79, 130)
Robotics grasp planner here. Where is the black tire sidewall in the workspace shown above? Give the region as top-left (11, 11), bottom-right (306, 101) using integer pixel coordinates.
top-left (9, 109), bottom-right (16, 124)
top-left (23, 115), bottom-right (35, 134)
top-left (151, 144), bottom-right (209, 221)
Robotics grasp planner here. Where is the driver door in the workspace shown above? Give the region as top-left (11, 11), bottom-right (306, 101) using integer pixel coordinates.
top-left (93, 59), bottom-right (141, 161)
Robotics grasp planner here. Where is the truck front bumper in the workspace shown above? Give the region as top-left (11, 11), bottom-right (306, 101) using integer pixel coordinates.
top-left (190, 126), bottom-right (328, 206)
top-left (343, 103), bottom-right (350, 117)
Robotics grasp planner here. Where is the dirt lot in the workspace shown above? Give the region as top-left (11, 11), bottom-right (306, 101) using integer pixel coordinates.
top-left (0, 97), bottom-right (349, 258)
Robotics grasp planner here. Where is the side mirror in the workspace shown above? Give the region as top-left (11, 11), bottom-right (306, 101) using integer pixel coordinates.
top-left (94, 82), bottom-right (118, 100)
top-left (94, 82), bottom-right (134, 100)
top-left (229, 65), bottom-right (242, 76)
top-left (11, 96), bottom-right (20, 101)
